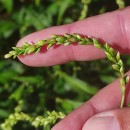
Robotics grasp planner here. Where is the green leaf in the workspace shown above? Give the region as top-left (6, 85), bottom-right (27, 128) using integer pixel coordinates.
top-left (0, 0), bottom-right (13, 13)
top-left (0, 21), bottom-right (17, 38)
top-left (56, 71), bottom-right (99, 95)
top-left (57, 0), bottom-right (74, 25)
top-left (56, 98), bottom-right (82, 112)
top-left (9, 84), bottom-right (25, 101)
top-left (13, 76), bottom-right (43, 84)
top-left (0, 109), bottom-right (9, 118)
top-left (34, 0), bottom-right (41, 6)
top-left (100, 75), bottom-right (116, 84)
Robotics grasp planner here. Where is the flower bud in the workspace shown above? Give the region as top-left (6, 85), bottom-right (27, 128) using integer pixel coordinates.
top-left (116, 52), bottom-right (120, 61)
top-left (118, 59), bottom-right (123, 66)
top-left (37, 40), bottom-right (45, 46)
top-left (80, 39), bottom-right (91, 45)
top-left (104, 43), bottom-right (110, 51)
top-left (56, 37), bottom-right (65, 43)
top-left (109, 47), bottom-right (115, 55)
top-left (64, 42), bottom-right (71, 46)
top-left (51, 34), bottom-right (58, 38)
top-left (27, 46), bottom-right (36, 54)
top-left (64, 33), bottom-right (71, 38)
top-left (4, 54), bottom-right (12, 58)
top-left (120, 67), bottom-right (124, 76)
top-left (125, 75), bottom-right (130, 84)
top-left (112, 64), bottom-right (120, 71)
top-left (47, 43), bottom-right (53, 49)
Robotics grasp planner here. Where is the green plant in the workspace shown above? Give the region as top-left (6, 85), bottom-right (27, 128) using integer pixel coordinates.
top-left (79, 0), bottom-right (91, 20)
top-left (1, 1), bottom-right (130, 130)
top-left (5, 33), bottom-right (130, 109)
top-left (1, 101), bottom-right (65, 130)
top-left (116, 0), bottom-right (125, 9)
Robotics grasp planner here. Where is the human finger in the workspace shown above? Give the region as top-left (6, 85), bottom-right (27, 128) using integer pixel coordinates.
top-left (82, 107), bottom-right (130, 130)
top-left (17, 7), bottom-right (130, 67)
top-left (51, 70), bottom-right (130, 130)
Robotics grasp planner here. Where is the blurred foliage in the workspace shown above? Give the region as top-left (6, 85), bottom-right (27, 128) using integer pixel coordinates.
top-left (0, 0), bottom-right (130, 130)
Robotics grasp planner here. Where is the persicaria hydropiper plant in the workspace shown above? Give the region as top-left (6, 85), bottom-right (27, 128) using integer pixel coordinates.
top-left (4, 33), bottom-right (130, 127)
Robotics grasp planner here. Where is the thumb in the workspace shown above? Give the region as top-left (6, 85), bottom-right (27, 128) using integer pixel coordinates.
top-left (82, 108), bottom-right (130, 130)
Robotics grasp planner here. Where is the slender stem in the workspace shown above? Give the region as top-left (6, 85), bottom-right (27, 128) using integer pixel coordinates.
top-left (120, 85), bottom-right (125, 108)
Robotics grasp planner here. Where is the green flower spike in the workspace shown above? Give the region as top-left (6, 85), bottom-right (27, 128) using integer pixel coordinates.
top-left (5, 33), bottom-right (130, 108)
top-left (1, 101), bottom-right (65, 130)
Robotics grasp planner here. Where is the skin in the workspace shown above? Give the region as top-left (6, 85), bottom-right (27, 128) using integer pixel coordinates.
top-left (17, 6), bottom-right (130, 130)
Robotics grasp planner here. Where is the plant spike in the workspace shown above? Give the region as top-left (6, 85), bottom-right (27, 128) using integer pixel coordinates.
top-left (5, 33), bottom-right (129, 108)
top-left (1, 111), bottom-right (65, 130)
top-left (1, 101), bottom-right (65, 130)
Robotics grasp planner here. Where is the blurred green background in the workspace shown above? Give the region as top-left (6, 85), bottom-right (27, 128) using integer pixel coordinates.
top-left (0, 0), bottom-right (130, 130)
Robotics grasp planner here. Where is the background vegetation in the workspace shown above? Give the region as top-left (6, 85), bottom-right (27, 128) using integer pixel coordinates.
top-left (0, 0), bottom-right (130, 130)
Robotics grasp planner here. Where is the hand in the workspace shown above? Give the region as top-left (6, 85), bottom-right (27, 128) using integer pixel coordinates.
top-left (17, 7), bottom-right (130, 130)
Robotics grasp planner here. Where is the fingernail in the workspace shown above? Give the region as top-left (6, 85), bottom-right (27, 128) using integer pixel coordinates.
top-left (83, 116), bottom-right (120, 130)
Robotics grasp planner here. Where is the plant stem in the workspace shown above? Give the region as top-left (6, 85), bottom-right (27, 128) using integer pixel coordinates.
top-left (120, 85), bottom-right (125, 108)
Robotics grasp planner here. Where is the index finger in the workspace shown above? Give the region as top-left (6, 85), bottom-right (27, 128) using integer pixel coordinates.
top-left (17, 7), bottom-right (130, 67)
